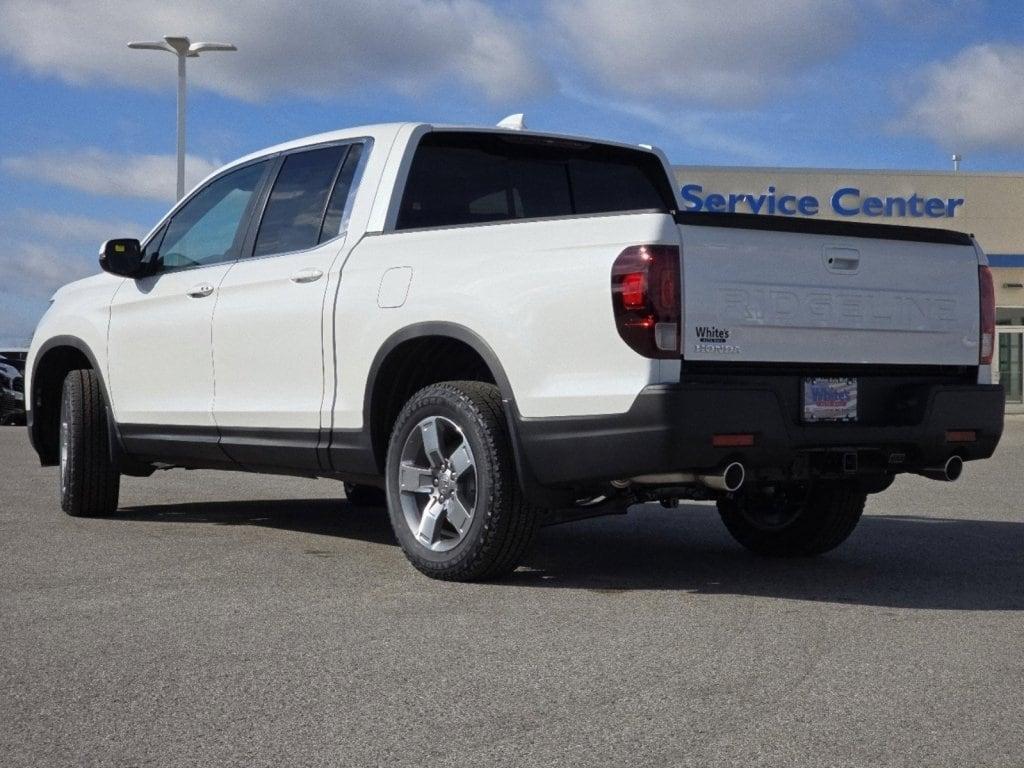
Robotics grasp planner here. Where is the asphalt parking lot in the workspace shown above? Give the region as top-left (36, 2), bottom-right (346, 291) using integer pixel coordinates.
top-left (1, 423), bottom-right (1022, 767)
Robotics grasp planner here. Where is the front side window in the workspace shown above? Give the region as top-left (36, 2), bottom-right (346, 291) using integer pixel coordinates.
top-left (396, 132), bottom-right (674, 230)
top-left (157, 161), bottom-right (268, 271)
top-left (253, 142), bottom-right (364, 258)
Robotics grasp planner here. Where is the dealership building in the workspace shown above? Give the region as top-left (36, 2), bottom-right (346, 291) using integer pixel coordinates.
top-left (672, 166), bottom-right (1024, 412)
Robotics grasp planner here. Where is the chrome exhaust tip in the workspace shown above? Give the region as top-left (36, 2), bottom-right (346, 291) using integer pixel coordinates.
top-left (944, 455), bottom-right (963, 482)
top-left (698, 461), bottom-right (746, 493)
top-left (915, 455), bottom-right (963, 482)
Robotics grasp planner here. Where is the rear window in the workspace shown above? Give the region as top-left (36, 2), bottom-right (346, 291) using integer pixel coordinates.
top-left (396, 132), bottom-right (674, 230)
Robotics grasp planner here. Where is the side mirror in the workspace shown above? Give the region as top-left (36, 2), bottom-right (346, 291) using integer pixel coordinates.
top-left (99, 239), bottom-right (149, 278)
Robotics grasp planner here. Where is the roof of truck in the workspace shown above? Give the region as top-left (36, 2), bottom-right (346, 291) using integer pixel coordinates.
top-left (170, 121), bottom-right (673, 240)
top-left (220, 122), bottom-right (662, 178)
top-left (230, 122), bottom-right (412, 167)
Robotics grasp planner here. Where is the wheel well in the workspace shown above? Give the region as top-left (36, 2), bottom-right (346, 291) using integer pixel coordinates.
top-left (369, 336), bottom-right (497, 471)
top-left (31, 345), bottom-right (92, 464)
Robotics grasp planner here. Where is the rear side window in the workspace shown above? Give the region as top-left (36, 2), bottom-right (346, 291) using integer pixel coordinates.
top-left (320, 143), bottom-right (364, 242)
top-left (396, 132), bottom-right (673, 230)
top-left (253, 143), bottom-right (361, 257)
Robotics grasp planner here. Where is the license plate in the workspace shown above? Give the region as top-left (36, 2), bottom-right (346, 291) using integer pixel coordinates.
top-left (802, 377), bottom-right (858, 422)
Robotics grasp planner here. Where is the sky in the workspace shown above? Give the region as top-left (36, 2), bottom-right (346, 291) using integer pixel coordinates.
top-left (1, 0), bottom-right (1023, 345)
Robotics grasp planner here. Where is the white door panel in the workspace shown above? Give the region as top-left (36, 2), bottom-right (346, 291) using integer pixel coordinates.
top-left (211, 141), bottom-right (367, 434)
top-left (106, 158), bottom-right (271, 427)
top-left (108, 265), bottom-right (231, 426)
top-left (212, 243), bottom-right (344, 430)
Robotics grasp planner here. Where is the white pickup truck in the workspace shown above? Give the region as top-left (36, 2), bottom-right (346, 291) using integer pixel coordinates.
top-left (26, 122), bottom-right (1004, 580)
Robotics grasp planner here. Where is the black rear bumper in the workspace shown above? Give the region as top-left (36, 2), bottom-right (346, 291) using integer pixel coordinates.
top-left (514, 375), bottom-right (1004, 489)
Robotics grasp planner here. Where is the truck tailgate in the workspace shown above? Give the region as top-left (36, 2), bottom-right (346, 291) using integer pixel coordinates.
top-left (677, 218), bottom-right (981, 366)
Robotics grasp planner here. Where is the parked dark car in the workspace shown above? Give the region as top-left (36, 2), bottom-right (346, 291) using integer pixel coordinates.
top-left (0, 358), bottom-right (26, 426)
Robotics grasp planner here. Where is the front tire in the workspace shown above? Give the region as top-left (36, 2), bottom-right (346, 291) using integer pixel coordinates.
top-left (385, 381), bottom-right (540, 581)
top-left (59, 369), bottom-right (120, 517)
top-left (717, 482), bottom-right (866, 557)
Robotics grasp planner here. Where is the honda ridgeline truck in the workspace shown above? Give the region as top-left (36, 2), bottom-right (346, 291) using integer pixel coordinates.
top-left (26, 122), bottom-right (1004, 580)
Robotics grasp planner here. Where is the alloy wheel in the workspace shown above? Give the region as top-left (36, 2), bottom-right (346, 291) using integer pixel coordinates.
top-left (396, 415), bottom-right (477, 552)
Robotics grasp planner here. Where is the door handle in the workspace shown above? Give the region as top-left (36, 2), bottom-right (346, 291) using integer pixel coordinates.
top-left (290, 268), bottom-right (324, 284)
top-left (186, 283), bottom-right (215, 298)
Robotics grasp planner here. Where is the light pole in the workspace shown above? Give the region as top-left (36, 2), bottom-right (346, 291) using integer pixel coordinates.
top-left (127, 35), bottom-right (236, 200)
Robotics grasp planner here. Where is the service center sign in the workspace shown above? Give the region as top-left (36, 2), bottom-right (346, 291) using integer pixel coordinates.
top-left (680, 183), bottom-right (965, 219)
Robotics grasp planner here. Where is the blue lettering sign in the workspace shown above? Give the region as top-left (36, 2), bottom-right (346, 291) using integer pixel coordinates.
top-left (831, 187), bottom-right (861, 216)
top-left (680, 183), bottom-right (704, 211)
top-left (679, 182), bottom-right (965, 220)
top-left (798, 195), bottom-right (818, 215)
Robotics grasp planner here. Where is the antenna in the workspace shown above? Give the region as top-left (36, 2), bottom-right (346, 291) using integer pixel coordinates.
top-left (496, 113), bottom-right (526, 131)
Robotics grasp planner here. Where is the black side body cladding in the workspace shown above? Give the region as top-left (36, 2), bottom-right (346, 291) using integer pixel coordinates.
top-left (355, 321), bottom-right (557, 501)
top-left (118, 424), bottom-right (237, 470)
top-left (360, 322), bottom-right (517, 428)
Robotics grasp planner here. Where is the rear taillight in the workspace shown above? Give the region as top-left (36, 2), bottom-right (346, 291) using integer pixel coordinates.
top-left (611, 245), bottom-right (681, 358)
top-left (979, 265), bottom-right (995, 365)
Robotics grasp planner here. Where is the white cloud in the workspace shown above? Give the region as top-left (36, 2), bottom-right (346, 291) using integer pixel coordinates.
top-left (547, 0), bottom-right (860, 108)
top-left (894, 44), bottom-right (1024, 151)
top-left (0, 241), bottom-right (96, 300)
top-left (2, 149), bottom-right (220, 202)
top-left (0, 210), bottom-right (149, 341)
top-left (561, 84), bottom-right (773, 163)
top-left (0, 0), bottom-right (549, 103)
top-left (9, 210), bottom-right (144, 243)
top-left (871, 0), bottom-right (983, 26)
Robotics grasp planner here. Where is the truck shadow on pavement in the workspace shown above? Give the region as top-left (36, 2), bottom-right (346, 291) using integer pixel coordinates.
top-left (516, 505), bottom-right (1024, 610)
top-left (114, 498), bottom-right (398, 546)
top-left (112, 500), bottom-right (1023, 611)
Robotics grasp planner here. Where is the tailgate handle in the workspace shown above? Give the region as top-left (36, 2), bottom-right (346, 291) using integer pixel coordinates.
top-left (824, 246), bottom-right (860, 274)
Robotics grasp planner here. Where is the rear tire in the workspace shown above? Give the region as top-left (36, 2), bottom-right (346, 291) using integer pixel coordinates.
top-left (59, 369), bottom-right (120, 517)
top-left (717, 482), bottom-right (866, 557)
top-left (385, 381), bottom-right (540, 581)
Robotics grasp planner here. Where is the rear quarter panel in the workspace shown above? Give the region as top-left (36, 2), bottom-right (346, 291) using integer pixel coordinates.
top-left (333, 212), bottom-right (681, 428)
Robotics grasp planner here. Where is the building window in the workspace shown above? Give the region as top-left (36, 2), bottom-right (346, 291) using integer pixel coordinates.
top-left (996, 308), bottom-right (1024, 326)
